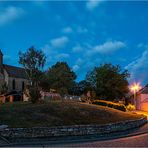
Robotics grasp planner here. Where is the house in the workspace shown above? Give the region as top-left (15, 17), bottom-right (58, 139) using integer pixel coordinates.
top-left (0, 50), bottom-right (29, 94)
top-left (135, 84), bottom-right (148, 111)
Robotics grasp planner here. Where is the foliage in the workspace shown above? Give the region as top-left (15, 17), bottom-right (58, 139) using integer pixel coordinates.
top-left (28, 87), bottom-right (41, 103)
top-left (46, 62), bottom-right (76, 95)
top-left (0, 82), bottom-right (8, 95)
top-left (19, 46), bottom-right (46, 87)
top-left (39, 73), bottom-right (50, 91)
top-left (86, 63), bottom-right (130, 101)
top-left (92, 100), bottom-right (126, 112)
top-left (19, 46), bottom-right (45, 103)
top-left (126, 104), bottom-right (136, 111)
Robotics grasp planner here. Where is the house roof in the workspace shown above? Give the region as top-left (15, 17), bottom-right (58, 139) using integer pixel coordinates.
top-left (3, 64), bottom-right (28, 79)
top-left (138, 84), bottom-right (148, 94)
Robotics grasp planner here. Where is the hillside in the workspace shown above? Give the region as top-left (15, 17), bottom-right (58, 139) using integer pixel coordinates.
top-left (0, 101), bottom-right (143, 128)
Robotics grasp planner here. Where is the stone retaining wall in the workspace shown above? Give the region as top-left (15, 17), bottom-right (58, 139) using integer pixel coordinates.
top-left (0, 117), bottom-right (147, 139)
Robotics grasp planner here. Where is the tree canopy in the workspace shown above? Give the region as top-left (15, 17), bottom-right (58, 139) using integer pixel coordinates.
top-left (46, 62), bottom-right (76, 95)
top-left (86, 63), bottom-right (130, 101)
top-left (19, 46), bottom-right (46, 87)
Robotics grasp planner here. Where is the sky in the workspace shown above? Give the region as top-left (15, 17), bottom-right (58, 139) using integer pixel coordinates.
top-left (0, 1), bottom-right (148, 85)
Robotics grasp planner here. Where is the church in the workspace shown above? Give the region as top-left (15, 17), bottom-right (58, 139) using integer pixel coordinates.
top-left (0, 50), bottom-right (29, 93)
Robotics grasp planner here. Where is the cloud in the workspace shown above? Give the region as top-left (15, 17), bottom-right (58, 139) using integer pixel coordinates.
top-left (50, 36), bottom-right (69, 48)
top-left (87, 40), bottom-right (126, 55)
top-left (125, 49), bottom-right (148, 83)
top-left (72, 45), bottom-right (83, 53)
top-left (72, 65), bottom-right (80, 72)
top-left (0, 6), bottom-right (25, 26)
top-left (86, 0), bottom-right (103, 11)
top-left (77, 26), bottom-right (88, 33)
top-left (62, 27), bottom-right (73, 34)
top-left (56, 53), bottom-right (69, 59)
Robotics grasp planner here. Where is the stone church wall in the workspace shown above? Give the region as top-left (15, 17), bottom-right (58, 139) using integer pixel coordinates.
top-left (8, 77), bottom-right (29, 92)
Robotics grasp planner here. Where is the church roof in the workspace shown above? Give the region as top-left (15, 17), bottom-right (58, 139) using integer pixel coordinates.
top-left (3, 64), bottom-right (28, 79)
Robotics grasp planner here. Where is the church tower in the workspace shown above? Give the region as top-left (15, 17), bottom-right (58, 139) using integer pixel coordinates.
top-left (0, 50), bottom-right (3, 72)
top-left (0, 50), bottom-right (3, 66)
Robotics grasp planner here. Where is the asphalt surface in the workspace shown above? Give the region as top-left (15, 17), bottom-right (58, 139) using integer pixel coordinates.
top-left (58, 132), bottom-right (148, 147)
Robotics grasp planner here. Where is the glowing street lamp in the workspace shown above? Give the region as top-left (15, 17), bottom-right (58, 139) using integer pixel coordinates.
top-left (129, 83), bottom-right (141, 107)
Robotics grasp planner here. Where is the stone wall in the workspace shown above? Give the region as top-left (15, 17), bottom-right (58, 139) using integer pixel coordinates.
top-left (0, 117), bottom-right (147, 139)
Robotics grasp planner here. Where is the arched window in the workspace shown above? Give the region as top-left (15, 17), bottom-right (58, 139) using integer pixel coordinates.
top-left (22, 81), bottom-right (25, 91)
top-left (12, 79), bottom-right (15, 90)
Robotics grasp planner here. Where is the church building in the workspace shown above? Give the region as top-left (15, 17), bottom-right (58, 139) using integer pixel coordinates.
top-left (0, 50), bottom-right (29, 93)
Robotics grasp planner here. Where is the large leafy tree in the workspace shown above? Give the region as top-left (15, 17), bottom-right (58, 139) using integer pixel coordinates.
top-left (86, 63), bottom-right (130, 101)
top-left (19, 46), bottom-right (46, 87)
top-left (19, 46), bottom-right (46, 103)
top-left (47, 62), bottom-right (76, 95)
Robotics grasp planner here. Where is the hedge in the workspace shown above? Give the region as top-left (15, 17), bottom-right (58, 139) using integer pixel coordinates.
top-left (92, 100), bottom-right (126, 112)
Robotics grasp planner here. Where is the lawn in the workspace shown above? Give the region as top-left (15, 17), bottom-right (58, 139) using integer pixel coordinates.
top-left (0, 101), bottom-right (143, 128)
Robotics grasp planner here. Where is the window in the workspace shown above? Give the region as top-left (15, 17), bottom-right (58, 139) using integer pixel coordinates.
top-left (12, 79), bottom-right (15, 90)
top-left (22, 81), bottom-right (25, 91)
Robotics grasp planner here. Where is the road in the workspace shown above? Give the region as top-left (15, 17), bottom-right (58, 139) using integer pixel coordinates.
top-left (1, 123), bottom-right (148, 147)
top-left (54, 133), bottom-right (148, 147)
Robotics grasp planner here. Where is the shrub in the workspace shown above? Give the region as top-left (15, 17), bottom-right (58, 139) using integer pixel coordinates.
top-left (92, 100), bottom-right (126, 112)
top-left (28, 87), bottom-right (41, 103)
top-left (126, 104), bottom-right (136, 111)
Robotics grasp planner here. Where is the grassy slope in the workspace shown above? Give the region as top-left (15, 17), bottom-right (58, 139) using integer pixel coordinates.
top-left (0, 101), bottom-right (143, 128)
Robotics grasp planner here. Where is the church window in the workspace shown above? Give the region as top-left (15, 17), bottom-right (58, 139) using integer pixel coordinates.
top-left (12, 79), bottom-right (15, 90)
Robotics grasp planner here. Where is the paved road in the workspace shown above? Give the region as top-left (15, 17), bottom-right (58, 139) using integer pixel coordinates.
top-left (54, 133), bottom-right (148, 147)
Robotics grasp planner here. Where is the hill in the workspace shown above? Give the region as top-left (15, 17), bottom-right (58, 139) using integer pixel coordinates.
top-left (0, 101), bottom-right (143, 127)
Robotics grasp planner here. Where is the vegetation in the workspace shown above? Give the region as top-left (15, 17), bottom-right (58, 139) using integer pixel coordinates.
top-left (19, 46), bottom-right (46, 103)
top-left (41, 62), bottom-right (76, 95)
top-left (86, 63), bottom-right (130, 101)
top-left (0, 82), bottom-right (8, 95)
top-left (126, 104), bottom-right (136, 111)
top-left (92, 100), bottom-right (126, 112)
top-left (0, 101), bottom-right (142, 128)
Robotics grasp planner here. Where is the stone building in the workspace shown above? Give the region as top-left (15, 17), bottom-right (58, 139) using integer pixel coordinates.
top-left (0, 50), bottom-right (29, 93)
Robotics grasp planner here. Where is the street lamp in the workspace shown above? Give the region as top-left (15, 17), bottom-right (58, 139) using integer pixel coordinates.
top-left (129, 83), bottom-right (141, 108)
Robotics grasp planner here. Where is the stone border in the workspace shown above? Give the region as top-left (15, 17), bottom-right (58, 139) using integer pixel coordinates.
top-left (0, 117), bottom-right (147, 139)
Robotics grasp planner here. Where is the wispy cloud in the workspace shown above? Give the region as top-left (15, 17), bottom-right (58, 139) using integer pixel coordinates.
top-left (72, 64), bottom-right (80, 72)
top-left (125, 48), bottom-right (148, 83)
top-left (62, 27), bottom-right (73, 34)
top-left (72, 45), bottom-right (83, 53)
top-left (87, 40), bottom-right (126, 55)
top-left (55, 53), bottom-right (69, 60)
top-left (77, 26), bottom-right (88, 33)
top-left (86, 0), bottom-right (103, 11)
top-left (50, 36), bottom-right (69, 48)
top-left (0, 6), bottom-right (25, 26)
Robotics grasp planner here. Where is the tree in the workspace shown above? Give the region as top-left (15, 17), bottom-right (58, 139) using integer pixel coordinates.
top-left (0, 82), bottom-right (8, 95)
top-left (19, 46), bottom-right (46, 103)
top-left (86, 63), bottom-right (130, 101)
top-left (19, 46), bottom-right (46, 87)
top-left (47, 62), bottom-right (76, 95)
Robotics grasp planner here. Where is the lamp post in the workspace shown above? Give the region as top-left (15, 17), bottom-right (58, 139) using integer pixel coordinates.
top-left (130, 83), bottom-right (141, 109)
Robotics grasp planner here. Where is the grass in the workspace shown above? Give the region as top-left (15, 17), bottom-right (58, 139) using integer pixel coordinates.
top-left (0, 101), bottom-right (144, 128)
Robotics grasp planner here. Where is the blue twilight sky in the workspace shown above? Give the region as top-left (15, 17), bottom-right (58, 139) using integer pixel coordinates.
top-left (0, 1), bottom-right (148, 85)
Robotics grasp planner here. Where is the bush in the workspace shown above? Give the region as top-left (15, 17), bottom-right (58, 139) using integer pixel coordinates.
top-left (92, 100), bottom-right (126, 112)
top-left (126, 104), bottom-right (136, 111)
top-left (28, 87), bottom-right (41, 103)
